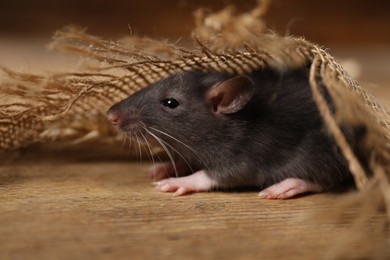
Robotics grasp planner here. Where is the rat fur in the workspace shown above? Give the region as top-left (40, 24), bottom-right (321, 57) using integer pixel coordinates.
top-left (107, 67), bottom-right (354, 198)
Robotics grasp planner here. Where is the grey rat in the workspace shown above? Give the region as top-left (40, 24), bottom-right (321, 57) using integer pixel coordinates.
top-left (106, 67), bottom-right (354, 199)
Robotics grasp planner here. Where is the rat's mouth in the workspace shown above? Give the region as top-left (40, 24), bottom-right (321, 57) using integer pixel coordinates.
top-left (119, 123), bottom-right (161, 147)
top-left (119, 123), bottom-right (144, 136)
top-left (116, 116), bottom-right (143, 131)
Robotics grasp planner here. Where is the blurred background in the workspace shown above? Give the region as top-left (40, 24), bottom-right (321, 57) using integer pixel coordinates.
top-left (1, 0), bottom-right (389, 103)
top-left (1, 0), bottom-right (389, 43)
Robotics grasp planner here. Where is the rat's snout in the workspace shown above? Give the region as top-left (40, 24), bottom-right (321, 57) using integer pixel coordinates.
top-left (106, 94), bottom-right (146, 133)
top-left (106, 109), bottom-right (122, 126)
top-left (106, 104), bottom-right (142, 132)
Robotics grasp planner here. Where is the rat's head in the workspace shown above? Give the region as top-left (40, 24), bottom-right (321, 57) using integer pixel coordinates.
top-left (106, 70), bottom-right (254, 156)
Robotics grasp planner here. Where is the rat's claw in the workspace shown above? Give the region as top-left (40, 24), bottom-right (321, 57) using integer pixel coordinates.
top-left (160, 184), bottom-right (172, 192)
top-left (153, 180), bottom-right (171, 191)
top-left (173, 187), bottom-right (190, 196)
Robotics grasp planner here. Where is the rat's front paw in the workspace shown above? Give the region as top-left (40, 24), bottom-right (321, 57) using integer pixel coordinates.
top-left (154, 178), bottom-right (194, 196)
top-left (153, 170), bottom-right (217, 196)
top-left (258, 178), bottom-right (323, 199)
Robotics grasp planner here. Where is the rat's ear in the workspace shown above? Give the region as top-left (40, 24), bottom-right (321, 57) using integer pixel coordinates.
top-left (206, 75), bottom-right (255, 114)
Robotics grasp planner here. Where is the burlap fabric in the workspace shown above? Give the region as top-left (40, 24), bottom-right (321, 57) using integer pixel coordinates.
top-left (1, 1), bottom-right (389, 246)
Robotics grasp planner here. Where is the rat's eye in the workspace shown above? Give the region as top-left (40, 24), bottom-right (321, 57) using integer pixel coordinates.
top-left (161, 98), bottom-right (179, 109)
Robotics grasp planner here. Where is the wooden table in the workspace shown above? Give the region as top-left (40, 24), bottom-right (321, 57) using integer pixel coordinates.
top-left (1, 160), bottom-right (387, 259)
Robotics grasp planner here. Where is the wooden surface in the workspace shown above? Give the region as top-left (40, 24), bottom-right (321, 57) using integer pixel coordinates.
top-left (0, 160), bottom-right (388, 259)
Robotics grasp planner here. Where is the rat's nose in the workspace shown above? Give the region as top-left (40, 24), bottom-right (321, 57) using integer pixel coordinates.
top-left (106, 110), bottom-right (122, 126)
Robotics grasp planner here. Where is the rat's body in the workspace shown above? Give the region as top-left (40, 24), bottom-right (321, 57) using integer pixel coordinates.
top-left (107, 68), bottom-right (353, 199)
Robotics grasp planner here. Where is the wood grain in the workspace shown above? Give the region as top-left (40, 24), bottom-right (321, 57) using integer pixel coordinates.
top-left (0, 161), bottom-right (387, 259)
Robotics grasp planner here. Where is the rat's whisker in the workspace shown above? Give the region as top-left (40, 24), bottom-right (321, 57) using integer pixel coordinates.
top-left (124, 132), bottom-right (136, 159)
top-left (131, 132), bottom-right (140, 162)
top-left (120, 132), bottom-right (128, 150)
top-left (146, 129), bottom-right (179, 178)
top-left (136, 130), bottom-right (145, 160)
top-left (149, 126), bottom-right (209, 171)
top-left (139, 123), bottom-right (166, 168)
top-left (139, 129), bottom-right (156, 167)
top-left (128, 132), bottom-right (133, 152)
top-left (147, 128), bottom-right (195, 174)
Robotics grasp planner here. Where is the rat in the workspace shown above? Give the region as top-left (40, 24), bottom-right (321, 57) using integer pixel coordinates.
top-left (106, 67), bottom-right (354, 199)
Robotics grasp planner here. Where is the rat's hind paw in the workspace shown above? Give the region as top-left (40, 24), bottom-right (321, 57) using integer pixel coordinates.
top-left (258, 178), bottom-right (323, 199)
top-left (153, 170), bottom-right (217, 196)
